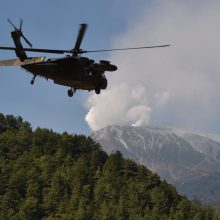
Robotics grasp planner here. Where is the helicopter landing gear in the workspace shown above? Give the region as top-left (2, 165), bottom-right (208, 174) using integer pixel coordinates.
top-left (67, 88), bottom-right (77, 97)
top-left (30, 75), bottom-right (37, 85)
top-left (95, 88), bottom-right (101, 94)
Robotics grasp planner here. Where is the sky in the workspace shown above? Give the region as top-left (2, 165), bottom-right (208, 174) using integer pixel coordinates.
top-left (1, 0), bottom-right (220, 135)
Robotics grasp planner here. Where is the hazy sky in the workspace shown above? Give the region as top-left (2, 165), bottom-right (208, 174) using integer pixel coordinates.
top-left (1, 1), bottom-right (220, 135)
top-left (0, 0), bottom-right (149, 134)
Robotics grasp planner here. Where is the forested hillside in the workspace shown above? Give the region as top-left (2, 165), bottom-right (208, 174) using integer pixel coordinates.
top-left (0, 114), bottom-right (219, 219)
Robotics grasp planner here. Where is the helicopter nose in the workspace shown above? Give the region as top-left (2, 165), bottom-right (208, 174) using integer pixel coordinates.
top-left (111, 64), bottom-right (117, 71)
top-left (92, 63), bottom-right (117, 72)
top-left (105, 64), bottom-right (117, 71)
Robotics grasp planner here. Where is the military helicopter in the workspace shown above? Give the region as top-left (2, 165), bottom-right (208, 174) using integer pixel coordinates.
top-left (0, 19), bottom-right (170, 97)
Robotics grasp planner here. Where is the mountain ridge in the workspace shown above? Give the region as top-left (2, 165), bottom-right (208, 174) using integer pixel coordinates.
top-left (91, 125), bottom-right (220, 203)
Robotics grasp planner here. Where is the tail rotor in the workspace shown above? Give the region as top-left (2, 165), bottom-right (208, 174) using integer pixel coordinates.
top-left (7, 18), bottom-right (32, 48)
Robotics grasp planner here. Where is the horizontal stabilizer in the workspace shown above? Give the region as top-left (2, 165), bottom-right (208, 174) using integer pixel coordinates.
top-left (0, 57), bottom-right (45, 66)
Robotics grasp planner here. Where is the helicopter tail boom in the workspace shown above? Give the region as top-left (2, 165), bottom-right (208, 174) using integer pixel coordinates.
top-left (0, 57), bottom-right (45, 66)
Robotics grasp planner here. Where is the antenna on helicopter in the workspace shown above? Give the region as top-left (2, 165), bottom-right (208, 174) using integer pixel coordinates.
top-left (7, 18), bottom-right (32, 48)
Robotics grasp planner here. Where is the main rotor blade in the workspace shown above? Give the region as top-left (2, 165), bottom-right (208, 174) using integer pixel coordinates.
top-left (0, 44), bottom-right (170, 55)
top-left (80, 45), bottom-right (170, 54)
top-left (73, 23), bottom-right (87, 54)
top-left (0, 46), bottom-right (68, 54)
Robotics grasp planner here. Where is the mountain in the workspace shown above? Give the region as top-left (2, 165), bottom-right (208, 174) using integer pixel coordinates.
top-left (91, 125), bottom-right (220, 203)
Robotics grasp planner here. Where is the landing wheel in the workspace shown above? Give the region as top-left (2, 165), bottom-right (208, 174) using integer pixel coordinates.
top-left (95, 88), bottom-right (101, 94)
top-left (68, 89), bottom-right (74, 97)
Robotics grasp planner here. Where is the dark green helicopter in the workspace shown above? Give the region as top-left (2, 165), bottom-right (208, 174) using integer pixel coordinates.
top-left (0, 19), bottom-right (170, 97)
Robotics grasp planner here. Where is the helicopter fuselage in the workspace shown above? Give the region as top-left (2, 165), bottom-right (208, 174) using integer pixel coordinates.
top-left (22, 56), bottom-right (113, 92)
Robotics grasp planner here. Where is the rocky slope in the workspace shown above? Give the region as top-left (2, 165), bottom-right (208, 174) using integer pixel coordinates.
top-left (91, 125), bottom-right (220, 203)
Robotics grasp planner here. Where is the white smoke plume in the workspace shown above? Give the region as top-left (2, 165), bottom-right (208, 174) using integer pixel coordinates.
top-left (85, 0), bottom-right (220, 132)
top-left (86, 83), bottom-right (152, 131)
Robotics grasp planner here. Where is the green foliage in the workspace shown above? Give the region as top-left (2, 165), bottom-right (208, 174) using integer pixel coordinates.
top-left (0, 113), bottom-right (219, 219)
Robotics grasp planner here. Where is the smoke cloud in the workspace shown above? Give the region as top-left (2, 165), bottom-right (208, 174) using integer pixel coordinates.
top-left (85, 0), bottom-right (220, 132)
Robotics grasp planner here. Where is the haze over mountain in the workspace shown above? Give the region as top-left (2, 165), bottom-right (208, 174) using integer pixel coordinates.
top-left (85, 1), bottom-right (220, 136)
top-left (91, 125), bottom-right (220, 203)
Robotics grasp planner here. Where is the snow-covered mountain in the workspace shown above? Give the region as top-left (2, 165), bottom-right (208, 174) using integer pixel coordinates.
top-left (91, 125), bottom-right (220, 203)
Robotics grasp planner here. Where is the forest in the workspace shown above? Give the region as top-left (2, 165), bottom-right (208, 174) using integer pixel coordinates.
top-left (0, 113), bottom-right (219, 219)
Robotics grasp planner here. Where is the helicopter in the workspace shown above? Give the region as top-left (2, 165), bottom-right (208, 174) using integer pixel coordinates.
top-left (0, 19), bottom-right (170, 97)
